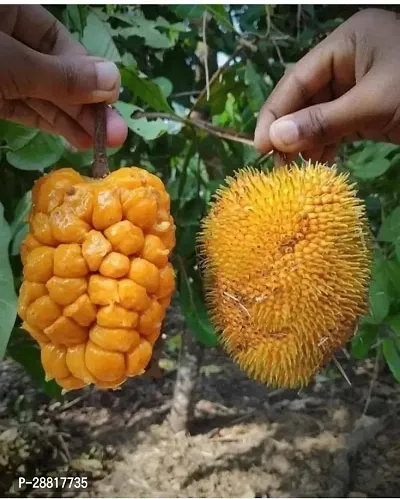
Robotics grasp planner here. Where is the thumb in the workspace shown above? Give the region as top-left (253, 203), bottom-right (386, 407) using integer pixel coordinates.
top-left (38, 54), bottom-right (121, 104)
top-left (268, 77), bottom-right (381, 153)
top-left (0, 31), bottom-right (120, 104)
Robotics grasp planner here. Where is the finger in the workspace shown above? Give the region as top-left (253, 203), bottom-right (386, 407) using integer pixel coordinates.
top-left (320, 144), bottom-right (338, 165)
top-left (52, 102), bottom-right (128, 147)
top-left (0, 5), bottom-right (86, 55)
top-left (254, 24), bottom-right (357, 154)
top-left (25, 99), bottom-right (128, 149)
top-left (299, 83), bottom-right (334, 163)
top-left (0, 32), bottom-right (120, 104)
top-left (24, 99), bottom-right (93, 149)
top-left (267, 72), bottom-right (389, 153)
top-left (301, 147), bottom-right (324, 163)
top-left (254, 43), bottom-right (337, 153)
top-left (104, 106), bottom-right (128, 147)
top-left (0, 98), bottom-right (88, 143)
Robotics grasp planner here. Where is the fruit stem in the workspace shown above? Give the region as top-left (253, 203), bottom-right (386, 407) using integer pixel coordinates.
top-left (92, 103), bottom-right (109, 178)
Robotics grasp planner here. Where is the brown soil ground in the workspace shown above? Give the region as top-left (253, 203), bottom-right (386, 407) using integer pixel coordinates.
top-left (1, 307), bottom-right (400, 498)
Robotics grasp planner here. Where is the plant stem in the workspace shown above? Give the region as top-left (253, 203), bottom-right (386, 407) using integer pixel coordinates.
top-left (188, 45), bottom-right (242, 118)
top-left (92, 103), bottom-right (109, 178)
top-left (135, 111), bottom-right (254, 147)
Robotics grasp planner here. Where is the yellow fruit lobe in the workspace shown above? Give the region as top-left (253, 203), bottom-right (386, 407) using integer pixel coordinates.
top-left (199, 163), bottom-right (371, 388)
top-left (18, 166), bottom-right (176, 391)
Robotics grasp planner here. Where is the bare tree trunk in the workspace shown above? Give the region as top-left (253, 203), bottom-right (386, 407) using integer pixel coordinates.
top-left (168, 327), bottom-right (204, 434)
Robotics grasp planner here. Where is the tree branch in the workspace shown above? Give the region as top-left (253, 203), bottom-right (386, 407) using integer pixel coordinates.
top-left (202, 12), bottom-right (210, 103)
top-left (135, 111), bottom-right (254, 147)
top-left (188, 45), bottom-right (242, 118)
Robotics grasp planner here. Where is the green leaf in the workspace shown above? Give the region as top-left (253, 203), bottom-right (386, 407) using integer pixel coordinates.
top-left (3, 122), bottom-right (38, 150)
top-left (7, 330), bottom-right (62, 399)
top-left (351, 323), bottom-right (378, 359)
top-left (205, 5), bottom-right (235, 31)
top-left (388, 314), bottom-right (400, 335)
top-left (368, 279), bottom-right (390, 324)
top-left (396, 242), bottom-right (400, 263)
top-left (386, 259), bottom-right (400, 299)
top-left (114, 101), bottom-right (181, 140)
top-left (121, 67), bottom-right (174, 113)
top-left (178, 263), bottom-right (218, 347)
top-left (7, 133), bottom-right (64, 171)
top-left (121, 52), bottom-right (137, 67)
top-left (10, 190), bottom-right (31, 237)
top-left (170, 5), bottom-right (205, 20)
top-left (155, 17), bottom-right (190, 33)
top-left (352, 142), bottom-right (398, 164)
top-left (9, 190), bottom-right (31, 256)
top-left (383, 338), bottom-right (400, 383)
top-left (352, 158), bottom-right (392, 180)
top-left (245, 60), bottom-right (267, 112)
top-left (0, 203), bottom-right (17, 360)
top-left (377, 207), bottom-right (400, 244)
top-left (82, 11), bottom-right (121, 62)
top-left (154, 77), bottom-right (173, 98)
top-left (65, 5), bottom-right (88, 38)
top-left (11, 225), bottom-right (29, 256)
top-left (117, 26), bottom-right (173, 49)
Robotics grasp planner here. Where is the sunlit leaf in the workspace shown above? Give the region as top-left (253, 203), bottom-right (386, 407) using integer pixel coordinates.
top-left (114, 101), bottom-right (182, 140)
top-left (82, 11), bottom-right (121, 62)
top-left (154, 77), bottom-right (173, 98)
top-left (205, 5), bottom-right (235, 31)
top-left (7, 133), bottom-right (64, 171)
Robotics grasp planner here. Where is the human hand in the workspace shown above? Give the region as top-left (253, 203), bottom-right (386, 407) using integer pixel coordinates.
top-left (0, 6), bottom-right (128, 150)
top-left (254, 8), bottom-right (400, 164)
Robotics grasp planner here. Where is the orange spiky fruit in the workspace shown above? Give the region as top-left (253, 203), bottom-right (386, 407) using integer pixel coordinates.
top-left (18, 167), bottom-right (176, 391)
top-left (199, 162), bottom-right (371, 388)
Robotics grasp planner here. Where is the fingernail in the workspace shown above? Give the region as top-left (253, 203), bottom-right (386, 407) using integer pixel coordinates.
top-left (270, 119), bottom-right (299, 146)
top-left (95, 61), bottom-right (120, 91)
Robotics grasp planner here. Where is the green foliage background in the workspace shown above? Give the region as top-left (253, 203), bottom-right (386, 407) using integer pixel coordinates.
top-left (1, 4), bottom-right (400, 395)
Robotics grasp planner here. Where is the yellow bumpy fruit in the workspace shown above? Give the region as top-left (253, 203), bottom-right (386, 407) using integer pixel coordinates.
top-left (199, 162), bottom-right (371, 388)
top-left (18, 167), bottom-right (176, 391)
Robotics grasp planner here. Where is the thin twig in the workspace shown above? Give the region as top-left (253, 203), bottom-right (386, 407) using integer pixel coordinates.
top-left (57, 433), bottom-right (71, 461)
top-left (171, 90), bottom-right (202, 98)
top-left (188, 45), bottom-right (242, 118)
top-left (265, 6), bottom-right (272, 36)
top-left (59, 393), bottom-right (90, 412)
top-left (134, 111), bottom-right (254, 146)
top-left (296, 5), bottom-right (302, 40)
top-left (363, 349), bottom-right (381, 415)
top-left (271, 37), bottom-right (285, 67)
top-left (92, 103), bottom-right (109, 178)
top-left (202, 12), bottom-right (210, 102)
top-left (333, 355), bottom-right (352, 386)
